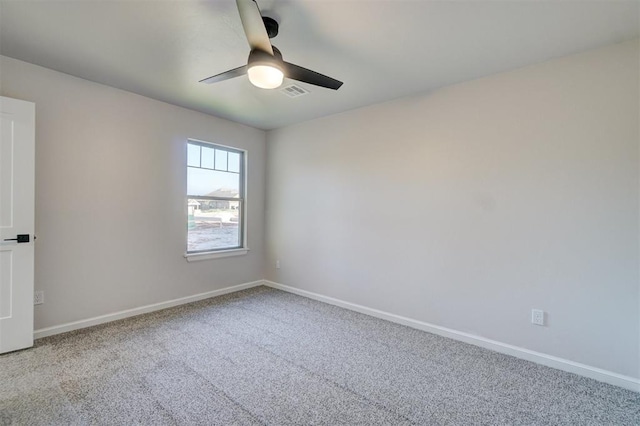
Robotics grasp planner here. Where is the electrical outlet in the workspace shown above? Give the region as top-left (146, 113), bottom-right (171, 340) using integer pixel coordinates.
top-left (276, 260), bottom-right (281, 269)
top-left (531, 309), bottom-right (544, 326)
top-left (34, 291), bottom-right (44, 305)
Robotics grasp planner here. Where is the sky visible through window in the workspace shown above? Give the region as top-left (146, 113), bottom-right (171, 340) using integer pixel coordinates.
top-left (187, 143), bottom-right (241, 196)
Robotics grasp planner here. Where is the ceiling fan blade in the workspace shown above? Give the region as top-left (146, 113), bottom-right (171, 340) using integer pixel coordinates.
top-left (199, 66), bottom-right (247, 84)
top-left (283, 62), bottom-right (343, 90)
top-left (236, 0), bottom-right (273, 55)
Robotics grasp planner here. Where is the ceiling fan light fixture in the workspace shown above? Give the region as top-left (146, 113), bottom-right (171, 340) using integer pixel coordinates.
top-left (247, 48), bottom-right (284, 89)
top-left (247, 63), bottom-right (284, 89)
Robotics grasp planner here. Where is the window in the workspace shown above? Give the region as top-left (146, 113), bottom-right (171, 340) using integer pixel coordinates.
top-left (186, 140), bottom-right (246, 257)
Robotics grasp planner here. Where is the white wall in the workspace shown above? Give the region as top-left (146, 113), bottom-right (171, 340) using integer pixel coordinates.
top-left (1, 39), bottom-right (638, 380)
top-left (0, 56), bottom-right (266, 330)
top-left (266, 40), bottom-right (639, 378)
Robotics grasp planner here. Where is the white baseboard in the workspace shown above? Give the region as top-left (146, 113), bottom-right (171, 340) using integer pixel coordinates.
top-left (263, 280), bottom-right (640, 393)
top-left (33, 278), bottom-right (639, 392)
top-left (33, 280), bottom-right (264, 339)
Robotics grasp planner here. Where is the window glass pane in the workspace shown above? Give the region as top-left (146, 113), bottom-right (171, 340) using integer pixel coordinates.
top-left (187, 141), bottom-right (245, 254)
top-left (201, 146), bottom-right (215, 169)
top-left (228, 152), bottom-right (240, 173)
top-left (187, 144), bottom-right (200, 167)
top-left (215, 149), bottom-right (228, 171)
top-left (188, 199), bottom-right (241, 251)
top-left (187, 168), bottom-right (240, 197)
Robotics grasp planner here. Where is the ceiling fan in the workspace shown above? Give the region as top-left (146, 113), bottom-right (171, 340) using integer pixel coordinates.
top-left (200, 0), bottom-right (343, 90)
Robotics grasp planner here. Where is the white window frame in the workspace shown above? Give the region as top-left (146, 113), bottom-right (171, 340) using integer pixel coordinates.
top-left (184, 138), bottom-right (248, 262)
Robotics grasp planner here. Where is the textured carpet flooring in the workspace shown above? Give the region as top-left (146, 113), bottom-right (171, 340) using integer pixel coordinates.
top-left (1, 286), bottom-right (638, 425)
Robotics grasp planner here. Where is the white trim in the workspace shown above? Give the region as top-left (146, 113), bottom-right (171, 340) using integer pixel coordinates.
top-left (33, 280), bottom-right (264, 339)
top-left (187, 137), bottom-right (245, 154)
top-left (263, 280), bottom-right (640, 393)
top-left (185, 248), bottom-right (249, 262)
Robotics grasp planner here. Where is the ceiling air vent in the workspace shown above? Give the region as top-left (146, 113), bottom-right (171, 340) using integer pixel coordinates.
top-left (280, 84), bottom-right (310, 98)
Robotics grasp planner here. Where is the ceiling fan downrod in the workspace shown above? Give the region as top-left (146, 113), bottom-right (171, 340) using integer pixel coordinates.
top-left (262, 16), bottom-right (279, 39)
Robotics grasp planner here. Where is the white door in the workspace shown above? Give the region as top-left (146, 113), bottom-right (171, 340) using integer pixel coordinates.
top-left (0, 96), bottom-right (35, 354)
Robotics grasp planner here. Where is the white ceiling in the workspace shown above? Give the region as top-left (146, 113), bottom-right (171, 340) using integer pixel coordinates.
top-left (1, 0), bottom-right (638, 130)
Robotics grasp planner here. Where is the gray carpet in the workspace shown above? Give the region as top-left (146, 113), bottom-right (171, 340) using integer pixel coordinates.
top-left (1, 286), bottom-right (638, 425)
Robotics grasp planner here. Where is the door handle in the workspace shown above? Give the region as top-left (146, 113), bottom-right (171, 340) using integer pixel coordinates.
top-left (3, 234), bottom-right (29, 243)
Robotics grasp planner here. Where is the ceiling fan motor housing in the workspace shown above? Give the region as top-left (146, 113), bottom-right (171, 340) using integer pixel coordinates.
top-left (249, 47), bottom-right (282, 65)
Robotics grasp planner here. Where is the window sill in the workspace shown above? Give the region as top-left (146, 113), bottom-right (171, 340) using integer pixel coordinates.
top-left (184, 248), bottom-right (249, 262)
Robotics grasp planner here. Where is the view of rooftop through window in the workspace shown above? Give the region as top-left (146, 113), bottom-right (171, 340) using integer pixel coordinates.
top-left (187, 141), bottom-right (244, 253)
